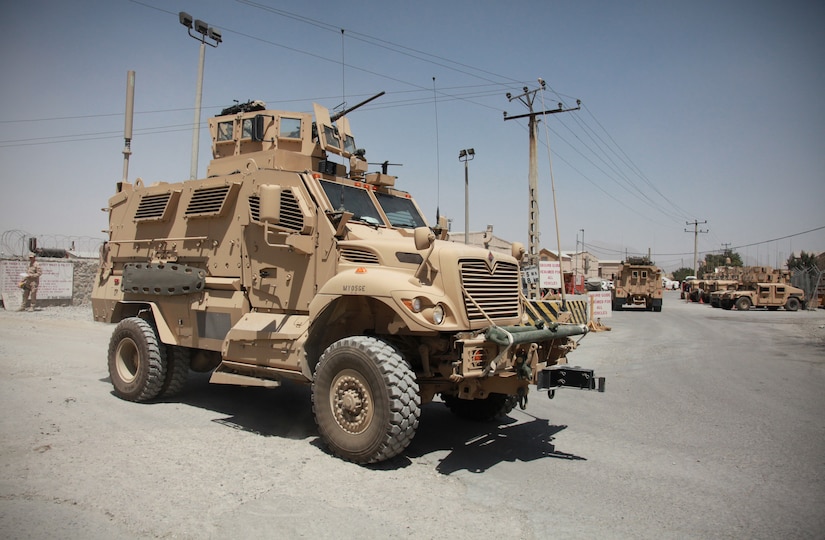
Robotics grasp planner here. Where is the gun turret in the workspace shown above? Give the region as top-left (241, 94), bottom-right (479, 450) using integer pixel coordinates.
top-left (330, 91), bottom-right (385, 122)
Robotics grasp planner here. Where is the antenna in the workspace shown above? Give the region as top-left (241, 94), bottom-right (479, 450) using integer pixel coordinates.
top-left (122, 70), bottom-right (135, 183)
top-left (432, 77), bottom-right (441, 224)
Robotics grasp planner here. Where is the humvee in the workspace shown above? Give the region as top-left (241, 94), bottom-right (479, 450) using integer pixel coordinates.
top-left (723, 283), bottom-right (805, 311)
top-left (92, 94), bottom-right (601, 464)
top-left (611, 257), bottom-right (663, 311)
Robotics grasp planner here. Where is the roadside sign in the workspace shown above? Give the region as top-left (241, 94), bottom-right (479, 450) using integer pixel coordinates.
top-left (539, 260), bottom-right (562, 289)
top-left (588, 290), bottom-right (612, 319)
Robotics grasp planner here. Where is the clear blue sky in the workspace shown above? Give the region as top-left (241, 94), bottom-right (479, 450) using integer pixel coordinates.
top-left (1, 0), bottom-right (823, 271)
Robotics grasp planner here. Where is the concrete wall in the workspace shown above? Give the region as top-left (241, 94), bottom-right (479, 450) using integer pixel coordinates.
top-left (1, 257), bottom-right (98, 307)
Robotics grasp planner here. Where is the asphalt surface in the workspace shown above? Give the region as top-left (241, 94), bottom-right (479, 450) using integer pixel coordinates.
top-left (1, 292), bottom-right (823, 539)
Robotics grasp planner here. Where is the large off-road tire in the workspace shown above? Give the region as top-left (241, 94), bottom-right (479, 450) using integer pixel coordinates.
top-left (735, 297), bottom-right (752, 311)
top-left (107, 317), bottom-right (166, 402)
top-left (442, 393), bottom-right (516, 421)
top-left (312, 336), bottom-right (420, 464)
top-left (160, 345), bottom-right (191, 398)
top-left (785, 297), bottom-right (801, 312)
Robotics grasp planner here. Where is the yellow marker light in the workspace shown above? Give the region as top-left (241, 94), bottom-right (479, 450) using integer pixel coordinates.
top-left (402, 297), bottom-right (422, 313)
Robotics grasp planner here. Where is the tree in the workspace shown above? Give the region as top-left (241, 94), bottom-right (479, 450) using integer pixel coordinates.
top-left (672, 267), bottom-right (695, 282)
top-left (786, 250), bottom-right (818, 270)
top-left (698, 251), bottom-right (743, 276)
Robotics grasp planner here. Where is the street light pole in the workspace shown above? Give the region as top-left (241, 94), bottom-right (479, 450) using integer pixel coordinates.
top-left (179, 12), bottom-right (222, 180)
top-left (458, 148), bottom-right (475, 244)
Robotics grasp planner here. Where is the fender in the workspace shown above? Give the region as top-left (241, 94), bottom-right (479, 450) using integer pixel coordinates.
top-left (113, 300), bottom-right (176, 345)
top-left (309, 266), bottom-right (461, 333)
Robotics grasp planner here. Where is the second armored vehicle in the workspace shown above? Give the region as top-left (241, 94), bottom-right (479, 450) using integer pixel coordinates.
top-left (612, 256), bottom-right (663, 311)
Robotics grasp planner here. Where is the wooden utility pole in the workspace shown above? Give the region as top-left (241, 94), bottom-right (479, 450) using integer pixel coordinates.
top-left (504, 81), bottom-right (579, 299)
top-left (685, 220), bottom-right (709, 276)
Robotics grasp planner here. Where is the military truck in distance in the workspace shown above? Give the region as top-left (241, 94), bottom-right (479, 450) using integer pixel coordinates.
top-left (92, 94), bottom-right (601, 464)
top-left (611, 256), bottom-right (663, 311)
top-left (722, 283), bottom-right (805, 311)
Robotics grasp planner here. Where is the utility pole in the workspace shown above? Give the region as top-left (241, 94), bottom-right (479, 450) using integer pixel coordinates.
top-left (504, 80), bottom-right (579, 299)
top-left (685, 220), bottom-right (709, 276)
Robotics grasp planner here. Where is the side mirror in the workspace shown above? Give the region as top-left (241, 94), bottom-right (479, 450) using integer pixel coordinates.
top-left (252, 115), bottom-right (267, 142)
top-left (511, 242), bottom-right (525, 261)
top-left (414, 227), bottom-right (435, 251)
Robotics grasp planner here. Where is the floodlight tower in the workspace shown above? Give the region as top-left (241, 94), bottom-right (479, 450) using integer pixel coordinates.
top-left (458, 148), bottom-right (475, 244)
top-left (179, 12), bottom-right (222, 180)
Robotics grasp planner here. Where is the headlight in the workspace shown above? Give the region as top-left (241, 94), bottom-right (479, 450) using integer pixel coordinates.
top-left (432, 303), bottom-right (445, 325)
top-left (402, 297), bottom-right (423, 313)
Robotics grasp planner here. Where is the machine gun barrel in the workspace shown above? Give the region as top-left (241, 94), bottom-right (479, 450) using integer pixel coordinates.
top-left (330, 91), bottom-right (385, 122)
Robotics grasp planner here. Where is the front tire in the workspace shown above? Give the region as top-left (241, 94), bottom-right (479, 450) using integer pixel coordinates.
top-left (312, 336), bottom-right (420, 464)
top-left (785, 297), bottom-right (801, 312)
top-left (107, 317), bottom-right (166, 402)
top-left (735, 297), bottom-right (752, 311)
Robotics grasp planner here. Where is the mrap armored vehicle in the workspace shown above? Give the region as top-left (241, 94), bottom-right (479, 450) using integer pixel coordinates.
top-left (92, 93), bottom-right (601, 464)
top-left (611, 256), bottom-right (663, 311)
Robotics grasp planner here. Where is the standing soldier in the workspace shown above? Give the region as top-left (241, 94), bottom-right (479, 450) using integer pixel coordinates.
top-left (20, 253), bottom-right (42, 311)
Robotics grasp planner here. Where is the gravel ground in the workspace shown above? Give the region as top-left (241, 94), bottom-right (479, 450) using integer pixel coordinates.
top-left (1, 295), bottom-right (824, 539)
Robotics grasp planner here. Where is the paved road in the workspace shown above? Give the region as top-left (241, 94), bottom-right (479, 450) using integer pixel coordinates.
top-left (1, 294), bottom-right (823, 538)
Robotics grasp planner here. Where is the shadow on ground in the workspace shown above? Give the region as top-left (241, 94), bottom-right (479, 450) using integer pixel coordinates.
top-left (110, 372), bottom-right (586, 473)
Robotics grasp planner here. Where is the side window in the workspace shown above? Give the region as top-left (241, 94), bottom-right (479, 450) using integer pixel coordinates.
top-left (632, 271), bottom-right (639, 279)
top-left (641, 271), bottom-right (648, 279)
top-left (279, 117), bottom-right (302, 139)
top-left (217, 121), bottom-right (234, 142)
top-left (323, 125), bottom-right (340, 150)
top-left (242, 119), bottom-right (253, 139)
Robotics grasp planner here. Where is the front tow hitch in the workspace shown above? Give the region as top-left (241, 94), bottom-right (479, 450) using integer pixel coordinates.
top-left (537, 365), bottom-right (606, 398)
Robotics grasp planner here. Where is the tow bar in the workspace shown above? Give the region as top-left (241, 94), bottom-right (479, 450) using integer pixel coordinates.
top-left (536, 365), bottom-right (606, 398)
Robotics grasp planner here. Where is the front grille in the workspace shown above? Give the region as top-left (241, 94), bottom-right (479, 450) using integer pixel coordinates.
top-left (459, 259), bottom-right (520, 321)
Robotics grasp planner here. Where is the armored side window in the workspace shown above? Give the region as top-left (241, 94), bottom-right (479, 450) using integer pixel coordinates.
top-left (242, 119), bottom-right (253, 139)
top-left (279, 117), bottom-right (302, 139)
top-left (343, 133), bottom-right (356, 155)
top-left (323, 124), bottom-right (340, 150)
top-left (632, 271), bottom-right (639, 279)
top-left (217, 121), bottom-right (234, 141)
top-left (641, 271), bottom-right (648, 279)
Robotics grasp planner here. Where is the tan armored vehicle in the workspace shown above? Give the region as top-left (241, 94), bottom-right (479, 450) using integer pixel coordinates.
top-left (92, 94), bottom-right (602, 464)
top-left (722, 283), bottom-right (805, 311)
top-left (705, 279), bottom-right (738, 306)
top-left (611, 256), bottom-right (663, 311)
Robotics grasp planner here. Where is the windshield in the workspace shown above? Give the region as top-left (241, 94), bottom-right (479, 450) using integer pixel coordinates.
top-left (374, 192), bottom-right (427, 229)
top-left (320, 180), bottom-right (384, 225)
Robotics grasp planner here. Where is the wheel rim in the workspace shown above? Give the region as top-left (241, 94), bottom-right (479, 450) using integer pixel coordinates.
top-left (115, 337), bottom-right (139, 384)
top-left (329, 368), bottom-right (374, 435)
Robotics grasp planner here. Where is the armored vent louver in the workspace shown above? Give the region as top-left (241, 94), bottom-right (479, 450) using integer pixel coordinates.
top-left (248, 191), bottom-right (304, 232)
top-left (185, 185), bottom-right (232, 217)
top-left (248, 195), bottom-right (261, 222)
top-left (278, 189), bottom-right (303, 232)
top-left (340, 248), bottom-right (380, 265)
top-left (134, 192), bottom-right (173, 222)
